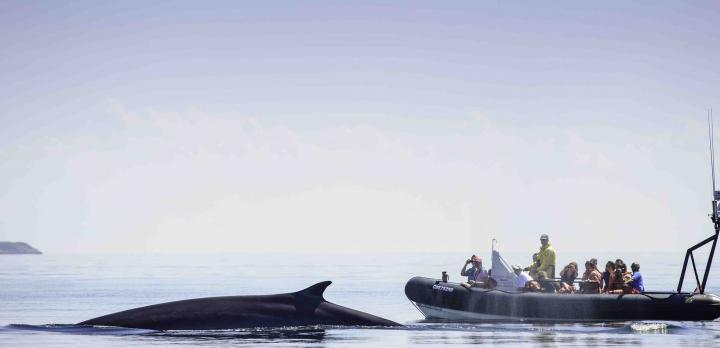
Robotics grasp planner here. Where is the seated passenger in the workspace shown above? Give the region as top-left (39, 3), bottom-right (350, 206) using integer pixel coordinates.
top-left (537, 271), bottom-right (560, 293)
top-left (460, 255), bottom-right (489, 286)
top-left (580, 259), bottom-right (602, 294)
top-left (525, 279), bottom-right (542, 292)
top-left (615, 259), bottom-right (632, 278)
top-left (603, 261), bottom-right (625, 294)
top-left (560, 262), bottom-right (579, 285)
top-left (512, 264), bottom-right (532, 290)
top-left (558, 282), bottom-right (575, 293)
top-left (601, 261), bottom-right (613, 292)
top-left (557, 262), bottom-right (577, 293)
top-left (601, 261), bottom-right (612, 291)
top-left (615, 259), bottom-right (634, 293)
top-left (628, 262), bottom-right (644, 293)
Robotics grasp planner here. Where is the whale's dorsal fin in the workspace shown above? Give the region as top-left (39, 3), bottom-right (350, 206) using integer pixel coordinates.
top-left (297, 281), bottom-right (332, 298)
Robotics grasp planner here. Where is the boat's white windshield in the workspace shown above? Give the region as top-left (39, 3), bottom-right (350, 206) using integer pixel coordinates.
top-left (491, 240), bottom-right (518, 292)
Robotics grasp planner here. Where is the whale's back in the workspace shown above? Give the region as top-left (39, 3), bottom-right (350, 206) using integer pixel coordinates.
top-left (79, 281), bottom-right (399, 330)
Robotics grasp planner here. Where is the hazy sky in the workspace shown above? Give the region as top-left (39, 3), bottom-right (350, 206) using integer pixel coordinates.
top-left (1, 1), bottom-right (719, 253)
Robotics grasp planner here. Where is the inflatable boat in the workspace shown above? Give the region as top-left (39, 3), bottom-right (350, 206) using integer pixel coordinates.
top-left (405, 275), bottom-right (720, 321)
top-left (407, 217), bottom-right (720, 322)
top-left (406, 233), bottom-right (720, 322)
top-left (408, 203), bottom-right (720, 322)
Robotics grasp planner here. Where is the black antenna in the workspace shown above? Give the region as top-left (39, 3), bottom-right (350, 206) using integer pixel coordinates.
top-left (710, 109), bottom-right (716, 195)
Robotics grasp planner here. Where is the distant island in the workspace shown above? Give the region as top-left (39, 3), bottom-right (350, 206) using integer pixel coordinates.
top-left (0, 242), bottom-right (42, 255)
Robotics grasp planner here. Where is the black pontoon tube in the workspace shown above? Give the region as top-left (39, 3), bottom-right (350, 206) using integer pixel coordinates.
top-left (406, 276), bottom-right (720, 322)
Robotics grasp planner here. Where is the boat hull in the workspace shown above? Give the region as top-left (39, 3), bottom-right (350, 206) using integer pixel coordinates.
top-left (405, 277), bottom-right (720, 322)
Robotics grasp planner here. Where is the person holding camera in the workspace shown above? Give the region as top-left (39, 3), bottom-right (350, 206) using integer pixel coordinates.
top-left (461, 255), bottom-right (489, 284)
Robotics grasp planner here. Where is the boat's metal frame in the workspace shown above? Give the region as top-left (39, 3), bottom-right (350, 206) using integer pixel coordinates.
top-left (677, 213), bottom-right (719, 294)
top-left (677, 109), bottom-right (718, 294)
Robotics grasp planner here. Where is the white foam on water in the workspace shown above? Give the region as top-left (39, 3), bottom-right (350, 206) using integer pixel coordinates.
top-left (630, 322), bottom-right (669, 333)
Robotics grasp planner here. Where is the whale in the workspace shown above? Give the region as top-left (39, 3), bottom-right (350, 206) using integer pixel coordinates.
top-left (78, 281), bottom-right (400, 330)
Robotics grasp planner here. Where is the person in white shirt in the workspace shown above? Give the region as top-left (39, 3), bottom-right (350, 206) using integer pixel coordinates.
top-left (512, 264), bottom-right (532, 290)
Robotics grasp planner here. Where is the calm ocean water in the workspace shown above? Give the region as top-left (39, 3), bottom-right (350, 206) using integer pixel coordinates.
top-left (2, 250), bottom-right (720, 347)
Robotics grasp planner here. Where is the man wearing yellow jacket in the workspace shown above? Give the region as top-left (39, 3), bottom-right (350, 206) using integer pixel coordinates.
top-left (526, 234), bottom-right (556, 279)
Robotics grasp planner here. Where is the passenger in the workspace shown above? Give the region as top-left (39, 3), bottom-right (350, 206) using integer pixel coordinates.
top-left (560, 262), bottom-right (579, 285)
top-left (615, 259), bottom-right (631, 277)
top-left (558, 282), bottom-right (575, 294)
top-left (512, 264), bottom-right (533, 290)
top-left (629, 262), bottom-right (645, 293)
top-left (601, 261), bottom-right (611, 292)
top-left (460, 255), bottom-right (489, 286)
top-left (614, 259), bottom-right (634, 293)
top-left (558, 262), bottom-right (578, 293)
top-left (525, 279), bottom-right (542, 292)
top-left (613, 265), bottom-right (628, 294)
top-left (580, 259), bottom-right (602, 294)
top-left (603, 261), bottom-right (624, 294)
top-left (537, 271), bottom-right (560, 293)
top-left (585, 258), bottom-right (598, 273)
top-left (525, 234), bottom-right (557, 278)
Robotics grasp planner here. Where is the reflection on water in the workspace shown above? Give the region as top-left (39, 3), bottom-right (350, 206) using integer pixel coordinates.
top-left (3, 321), bottom-right (719, 347)
top-left (406, 330), bottom-right (645, 347)
top-left (7, 324), bottom-right (153, 335)
top-left (400, 321), bottom-right (715, 347)
top-left (146, 328), bottom-right (328, 345)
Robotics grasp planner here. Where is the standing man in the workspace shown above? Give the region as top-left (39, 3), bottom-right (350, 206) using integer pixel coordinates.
top-left (460, 254), bottom-right (489, 284)
top-left (526, 234), bottom-right (557, 279)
